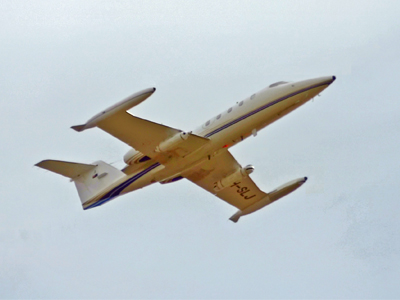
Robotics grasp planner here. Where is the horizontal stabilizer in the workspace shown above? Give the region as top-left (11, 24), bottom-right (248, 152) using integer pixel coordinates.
top-left (35, 160), bottom-right (96, 179)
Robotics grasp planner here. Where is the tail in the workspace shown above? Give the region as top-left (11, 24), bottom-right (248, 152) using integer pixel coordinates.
top-left (35, 159), bottom-right (126, 206)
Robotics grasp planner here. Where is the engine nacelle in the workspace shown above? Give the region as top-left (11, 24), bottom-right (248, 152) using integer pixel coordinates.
top-left (155, 132), bottom-right (189, 153)
top-left (213, 164), bottom-right (254, 192)
top-left (123, 148), bottom-right (150, 165)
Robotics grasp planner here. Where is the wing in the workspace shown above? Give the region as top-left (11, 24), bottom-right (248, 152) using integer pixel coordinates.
top-left (183, 149), bottom-right (267, 210)
top-left (97, 111), bottom-right (177, 155)
top-left (72, 88), bottom-right (209, 160)
top-left (96, 112), bottom-right (209, 160)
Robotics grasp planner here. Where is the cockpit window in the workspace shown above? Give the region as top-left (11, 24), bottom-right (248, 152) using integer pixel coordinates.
top-left (269, 81), bottom-right (288, 88)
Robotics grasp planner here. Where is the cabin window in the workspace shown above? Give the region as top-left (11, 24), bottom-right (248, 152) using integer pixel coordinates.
top-left (239, 101), bottom-right (244, 106)
top-left (228, 107), bottom-right (232, 113)
top-left (250, 94), bottom-right (256, 100)
top-left (216, 114), bottom-right (221, 119)
top-left (205, 120), bottom-right (210, 126)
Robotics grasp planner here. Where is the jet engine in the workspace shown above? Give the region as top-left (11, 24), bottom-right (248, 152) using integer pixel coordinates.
top-left (123, 148), bottom-right (151, 165)
top-left (213, 164), bottom-right (255, 192)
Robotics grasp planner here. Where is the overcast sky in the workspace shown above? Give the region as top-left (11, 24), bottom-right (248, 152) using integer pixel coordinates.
top-left (1, 0), bottom-right (400, 298)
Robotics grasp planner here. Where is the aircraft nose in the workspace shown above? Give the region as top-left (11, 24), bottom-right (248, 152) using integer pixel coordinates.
top-left (320, 75), bottom-right (336, 85)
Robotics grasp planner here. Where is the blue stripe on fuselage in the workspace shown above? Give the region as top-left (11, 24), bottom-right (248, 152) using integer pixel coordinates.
top-left (204, 81), bottom-right (331, 138)
top-left (84, 162), bottom-right (161, 210)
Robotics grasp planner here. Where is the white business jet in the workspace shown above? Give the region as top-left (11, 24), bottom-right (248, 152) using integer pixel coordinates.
top-left (36, 76), bottom-right (336, 222)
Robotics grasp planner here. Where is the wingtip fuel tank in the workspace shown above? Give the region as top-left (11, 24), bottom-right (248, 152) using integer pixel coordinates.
top-left (71, 87), bottom-right (156, 132)
top-left (229, 177), bottom-right (308, 223)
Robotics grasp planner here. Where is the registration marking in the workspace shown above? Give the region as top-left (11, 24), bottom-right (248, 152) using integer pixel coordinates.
top-left (230, 181), bottom-right (256, 200)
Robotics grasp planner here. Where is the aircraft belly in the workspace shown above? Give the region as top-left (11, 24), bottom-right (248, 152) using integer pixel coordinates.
top-left (153, 152), bottom-right (211, 183)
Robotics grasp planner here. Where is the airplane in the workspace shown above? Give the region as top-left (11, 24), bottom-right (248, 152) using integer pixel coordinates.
top-left (36, 75), bottom-right (336, 222)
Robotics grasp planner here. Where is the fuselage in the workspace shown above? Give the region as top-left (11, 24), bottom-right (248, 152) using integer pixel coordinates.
top-left (83, 76), bottom-right (335, 209)
top-left (193, 76), bottom-right (335, 146)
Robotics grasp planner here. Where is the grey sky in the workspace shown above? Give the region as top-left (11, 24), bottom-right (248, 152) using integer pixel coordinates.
top-left (1, 0), bottom-right (400, 298)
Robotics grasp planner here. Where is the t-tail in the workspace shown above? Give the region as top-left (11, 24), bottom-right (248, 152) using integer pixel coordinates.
top-left (35, 160), bottom-right (126, 208)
